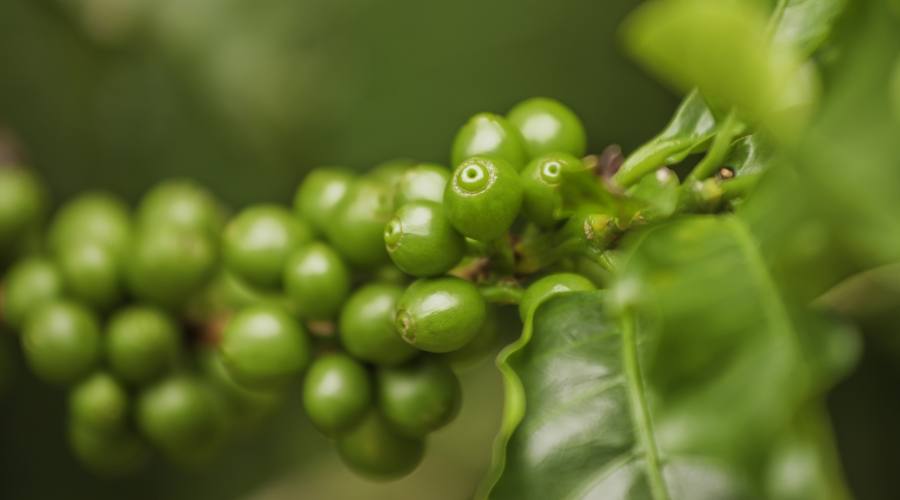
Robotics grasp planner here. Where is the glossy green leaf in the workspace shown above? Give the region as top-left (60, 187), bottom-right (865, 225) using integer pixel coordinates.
top-left (614, 91), bottom-right (717, 187)
top-left (622, 0), bottom-right (816, 141)
top-left (717, 134), bottom-right (775, 200)
top-left (484, 216), bottom-right (856, 500)
top-left (485, 291), bottom-right (752, 500)
top-left (724, 134), bottom-right (773, 178)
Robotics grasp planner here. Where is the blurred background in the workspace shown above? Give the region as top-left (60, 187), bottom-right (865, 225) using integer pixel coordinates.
top-left (0, 0), bottom-right (676, 204)
top-left (2, 1), bottom-right (897, 499)
top-left (0, 1), bottom-right (676, 498)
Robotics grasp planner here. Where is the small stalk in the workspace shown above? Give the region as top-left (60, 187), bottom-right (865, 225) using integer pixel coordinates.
top-left (487, 235), bottom-right (517, 275)
top-left (479, 282), bottom-right (524, 305)
top-left (612, 136), bottom-right (700, 188)
top-left (721, 174), bottom-right (761, 201)
top-left (686, 111), bottom-right (740, 182)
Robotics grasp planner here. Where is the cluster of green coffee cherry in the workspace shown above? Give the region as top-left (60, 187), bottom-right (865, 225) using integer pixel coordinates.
top-left (0, 97), bottom-right (618, 480)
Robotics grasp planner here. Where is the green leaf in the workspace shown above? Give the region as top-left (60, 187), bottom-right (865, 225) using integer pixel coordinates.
top-left (724, 134), bottom-right (773, 178)
top-left (484, 291), bottom-right (753, 500)
top-left (765, 405), bottom-right (852, 500)
top-left (718, 134), bottom-right (775, 200)
top-left (622, 0), bottom-right (816, 141)
top-left (740, 0), bottom-right (900, 299)
top-left (615, 217), bottom-right (851, 465)
top-left (616, 0), bottom-right (848, 189)
top-left (791, 0), bottom-right (900, 267)
top-left (892, 55), bottom-right (900, 119)
top-left (738, 164), bottom-right (862, 300)
top-left (614, 91), bottom-right (718, 187)
top-left (771, 0), bottom-right (849, 57)
top-left (484, 216), bottom-right (856, 499)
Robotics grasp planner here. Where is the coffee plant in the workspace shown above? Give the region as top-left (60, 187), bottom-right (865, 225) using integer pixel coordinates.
top-left (0, 0), bottom-right (898, 498)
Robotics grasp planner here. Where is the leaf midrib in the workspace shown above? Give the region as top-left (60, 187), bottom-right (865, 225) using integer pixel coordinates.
top-left (609, 216), bottom-right (798, 500)
top-left (726, 217), bottom-right (799, 352)
top-left (621, 309), bottom-right (670, 500)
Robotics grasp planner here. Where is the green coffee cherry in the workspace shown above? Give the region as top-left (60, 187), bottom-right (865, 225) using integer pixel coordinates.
top-left (0, 168), bottom-right (46, 256)
top-left (519, 273), bottom-right (596, 321)
top-left (520, 153), bottom-right (582, 229)
top-left (205, 271), bottom-right (289, 312)
top-left (224, 205), bottom-right (314, 289)
top-left (283, 243), bottom-right (351, 320)
top-left (377, 356), bottom-right (461, 437)
top-left (68, 422), bottom-right (148, 476)
top-left (220, 305), bottom-right (311, 389)
top-left (326, 179), bottom-right (393, 267)
top-left (69, 372), bottom-right (129, 433)
top-left (395, 277), bottom-right (486, 353)
top-left (444, 157), bottom-right (523, 242)
top-left (384, 201), bottom-right (464, 277)
top-left (200, 348), bottom-right (282, 424)
top-left (394, 163), bottom-right (450, 205)
top-left (302, 353), bottom-right (372, 435)
top-left (136, 376), bottom-right (227, 462)
top-left (106, 306), bottom-right (181, 385)
top-left (22, 300), bottom-right (101, 385)
top-left (442, 306), bottom-right (501, 369)
top-left (2, 257), bottom-right (63, 328)
top-left (373, 264), bottom-right (410, 286)
top-left (126, 225), bottom-right (218, 308)
top-left (336, 411), bottom-right (425, 480)
top-left (339, 284), bottom-right (417, 366)
top-left (48, 192), bottom-right (131, 258)
top-left (451, 113), bottom-right (527, 169)
top-left (137, 180), bottom-right (224, 236)
top-left (369, 159), bottom-right (414, 208)
top-left (293, 168), bottom-right (355, 235)
top-left (56, 240), bottom-right (122, 310)
top-left (369, 158), bottom-right (415, 193)
top-left (507, 97), bottom-right (587, 159)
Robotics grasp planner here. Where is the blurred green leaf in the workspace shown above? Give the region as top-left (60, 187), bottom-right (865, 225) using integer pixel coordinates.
top-left (772, 0), bottom-right (848, 57)
top-left (740, 0), bottom-right (900, 301)
top-left (765, 405), bottom-right (852, 500)
top-left (789, 0), bottom-right (900, 267)
top-left (485, 216), bottom-right (856, 499)
top-left (738, 164), bottom-right (860, 300)
top-left (617, 0), bottom-right (848, 189)
top-left (622, 0), bottom-right (816, 141)
top-left (617, 217), bottom-right (853, 466)
top-left (892, 56), bottom-right (900, 118)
